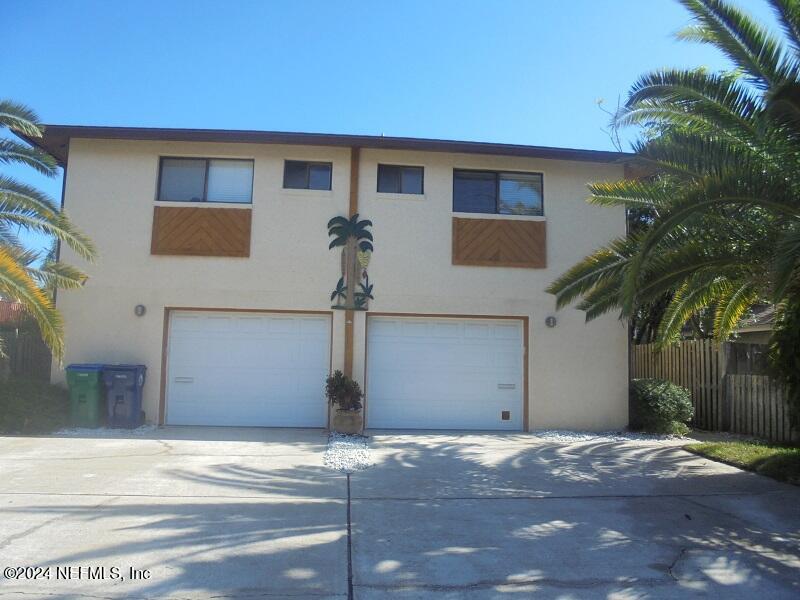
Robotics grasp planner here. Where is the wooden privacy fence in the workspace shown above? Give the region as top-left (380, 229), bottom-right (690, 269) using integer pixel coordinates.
top-left (631, 339), bottom-right (726, 430)
top-left (727, 375), bottom-right (797, 444)
top-left (0, 327), bottom-right (52, 382)
top-left (631, 340), bottom-right (797, 443)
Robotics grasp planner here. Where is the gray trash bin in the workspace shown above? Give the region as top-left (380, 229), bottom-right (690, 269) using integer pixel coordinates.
top-left (102, 365), bottom-right (146, 428)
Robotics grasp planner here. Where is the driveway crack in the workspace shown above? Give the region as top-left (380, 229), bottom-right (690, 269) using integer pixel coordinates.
top-left (0, 495), bottom-right (119, 551)
top-left (667, 547), bottom-right (689, 580)
top-left (353, 575), bottom-right (675, 592)
top-left (346, 473), bottom-right (354, 600)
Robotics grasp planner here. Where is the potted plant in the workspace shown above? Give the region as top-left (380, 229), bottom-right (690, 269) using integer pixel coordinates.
top-left (326, 370), bottom-right (364, 434)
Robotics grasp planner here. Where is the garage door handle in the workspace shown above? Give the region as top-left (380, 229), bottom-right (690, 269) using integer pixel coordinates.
top-left (497, 383), bottom-right (516, 389)
top-left (174, 377), bottom-right (194, 383)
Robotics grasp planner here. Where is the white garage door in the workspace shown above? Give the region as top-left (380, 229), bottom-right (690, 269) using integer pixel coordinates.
top-left (166, 311), bottom-right (330, 427)
top-left (366, 316), bottom-right (524, 430)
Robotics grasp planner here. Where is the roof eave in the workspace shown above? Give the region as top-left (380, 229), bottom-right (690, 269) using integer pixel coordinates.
top-left (15, 125), bottom-right (633, 167)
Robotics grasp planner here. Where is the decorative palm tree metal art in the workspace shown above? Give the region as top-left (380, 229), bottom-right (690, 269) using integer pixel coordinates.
top-left (328, 213), bottom-right (374, 310)
top-left (353, 273), bottom-right (374, 310)
top-left (330, 277), bottom-right (347, 305)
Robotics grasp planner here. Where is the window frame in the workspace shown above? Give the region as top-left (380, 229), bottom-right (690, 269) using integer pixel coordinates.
top-left (156, 156), bottom-right (255, 204)
top-left (452, 168), bottom-right (544, 216)
top-left (282, 160), bottom-right (333, 191)
top-left (376, 163), bottom-right (425, 195)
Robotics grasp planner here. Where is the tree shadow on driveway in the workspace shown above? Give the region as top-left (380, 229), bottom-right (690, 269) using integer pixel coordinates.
top-left (0, 462), bottom-right (349, 599)
top-left (348, 434), bottom-right (800, 598)
top-left (2, 432), bottom-right (799, 598)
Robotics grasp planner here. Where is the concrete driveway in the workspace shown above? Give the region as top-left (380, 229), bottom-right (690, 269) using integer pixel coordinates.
top-left (0, 429), bottom-right (798, 599)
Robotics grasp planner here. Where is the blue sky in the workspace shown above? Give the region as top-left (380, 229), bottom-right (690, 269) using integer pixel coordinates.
top-left (2, 0), bottom-right (776, 252)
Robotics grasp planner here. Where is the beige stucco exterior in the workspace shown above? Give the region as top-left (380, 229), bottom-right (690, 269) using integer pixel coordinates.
top-left (55, 137), bottom-right (628, 431)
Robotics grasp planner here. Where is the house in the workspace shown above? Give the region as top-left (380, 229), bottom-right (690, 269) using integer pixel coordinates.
top-left (23, 125), bottom-right (629, 431)
top-left (734, 305), bottom-right (775, 345)
top-left (0, 300), bottom-right (26, 327)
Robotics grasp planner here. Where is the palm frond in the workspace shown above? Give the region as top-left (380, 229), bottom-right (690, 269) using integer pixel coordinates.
top-left (772, 224), bottom-right (800, 298)
top-left (622, 184), bottom-right (799, 313)
top-left (0, 220), bottom-right (22, 250)
top-left (0, 175), bottom-right (60, 217)
top-left (30, 260), bottom-right (88, 291)
top-left (767, 79), bottom-right (800, 140)
top-left (677, 0), bottom-right (789, 88)
top-left (576, 278), bottom-right (624, 320)
top-left (0, 246), bottom-right (63, 361)
top-left (637, 249), bottom-right (745, 304)
top-left (546, 236), bottom-right (639, 309)
top-left (0, 210), bottom-right (96, 261)
top-left (0, 100), bottom-right (44, 137)
top-left (633, 129), bottom-right (773, 181)
top-left (656, 275), bottom-right (731, 345)
top-left (769, 0), bottom-right (800, 53)
top-left (587, 179), bottom-right (676, 209)
top-left (622, 68), bottom-right (762, 135)
top-left (714, 281), bottom-right (759, 338)
top-left (0, 139), bottom-right (57, 176)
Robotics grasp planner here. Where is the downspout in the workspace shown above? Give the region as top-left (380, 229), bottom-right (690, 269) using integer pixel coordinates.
top-left (623, 161), bottom-right (633, 426)
top-left (52, 154), bottom-right (69, 308)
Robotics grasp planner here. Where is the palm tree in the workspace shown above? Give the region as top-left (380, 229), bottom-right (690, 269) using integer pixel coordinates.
top-left (0, 100), bottom-right (95, 361)
top-left (328, 213), bottom-right (373, 310)
top-left (547, 0), bottom-right (800, 420)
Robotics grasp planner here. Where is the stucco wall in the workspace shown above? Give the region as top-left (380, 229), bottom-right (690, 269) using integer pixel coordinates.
top-left (56, 138), bottom-right (628, 431)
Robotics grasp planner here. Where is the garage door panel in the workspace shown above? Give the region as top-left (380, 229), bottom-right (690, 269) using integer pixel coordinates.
top-left (300, 340), bottom-right (329, 364)
top-left (268, 317), bottom-right (300, 335)
top-left (367, 316), bottom-right (524, 431)
top-left (433, 321), bottom-right (461, 337)
top-left (300, 317), bottom-right (329, 335)
top-left (494, 323), bottom-right (523, 339)
top-left (370, 396), bottom-right (519, 431)
top-left (456, 346), bottom-right (495, 368)
top-left (464, 323), bottom-right (491, 338)
top-left (369, 319), bottom-right (400, 336)
top-left (400, 321), bottom-right (431, 337)
top-left (166, 311), bottom-right (330, 427)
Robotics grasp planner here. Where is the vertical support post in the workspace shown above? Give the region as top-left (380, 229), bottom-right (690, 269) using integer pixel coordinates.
top-left (344, 309), bottom-right (354, 377)
top-left (344, 147), bottom-right (360, 378)
top-left (349, 147), bottom-right (360, 216)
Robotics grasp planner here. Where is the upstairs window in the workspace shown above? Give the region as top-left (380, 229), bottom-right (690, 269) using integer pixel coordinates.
top-left (283, 160), bottom-right (332, 190)
top-left (453, 169), bottom-right (543, 216)
top-left (377, 164), bottom-right (424, 194)
top-left (158, 158), bottom-right (253, 203)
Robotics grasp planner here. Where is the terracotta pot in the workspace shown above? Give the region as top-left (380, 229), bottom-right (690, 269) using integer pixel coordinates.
top-left (332, 409), bottom-right (363, 434)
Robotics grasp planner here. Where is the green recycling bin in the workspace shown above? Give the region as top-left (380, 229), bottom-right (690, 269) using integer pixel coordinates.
top-left (65, 364), bottom-right (105, 427)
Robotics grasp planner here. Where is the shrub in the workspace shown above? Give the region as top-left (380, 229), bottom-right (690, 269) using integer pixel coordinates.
top-left (325, 370), bottom-right (363, 411)
top-left (629, 378), bottom-right (693, 436)
top-left (0, 377), bottom-right (69, 434)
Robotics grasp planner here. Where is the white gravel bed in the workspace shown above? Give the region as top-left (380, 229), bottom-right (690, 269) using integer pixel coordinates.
top-left (324, 433), bottom-right (374, 472)
top-left (54, 425), bottom-right (160, 437)
top-left (531, 429), bottom-right (684, 443)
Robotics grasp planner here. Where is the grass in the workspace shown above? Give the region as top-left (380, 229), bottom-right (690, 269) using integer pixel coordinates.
top-left (0, 377), bottom-right (70, 434)
top-left (685, 440), bottom-right (800, 485)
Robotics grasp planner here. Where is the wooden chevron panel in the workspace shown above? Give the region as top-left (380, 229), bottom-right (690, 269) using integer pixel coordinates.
top-left (452, 217), bottom-right (546, 268)
top-left (151, 206), bottom-right (251, 257)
